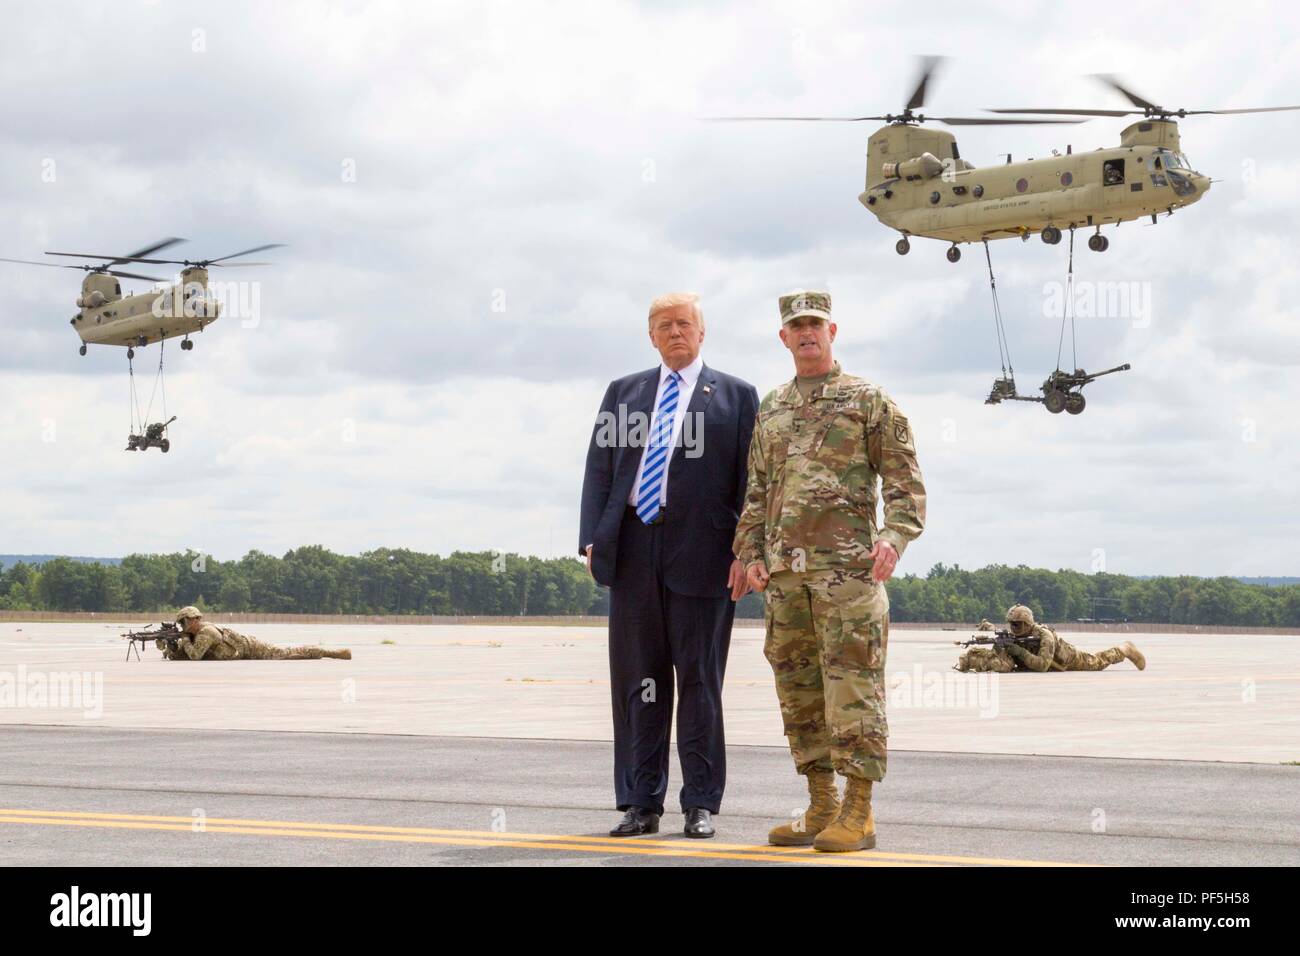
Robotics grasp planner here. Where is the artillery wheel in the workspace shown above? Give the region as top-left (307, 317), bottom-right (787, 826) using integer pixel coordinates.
top-left (1042, 226), bottom-right (1062, 245)
top-left (1044, 389), bottom-right (1067, 414)
top-left (946, 245), bottom-right (961, 263)
top-left (1066, 392), bottom-right (1086, 415)
top-left (895, 238), bottom-right (910, 256)
top-left (161, 439), bottom-right (171, 453)
top-left (78, 344), bottom-right (87, 356)
top-left (127, 347), bottom-right (135, 360)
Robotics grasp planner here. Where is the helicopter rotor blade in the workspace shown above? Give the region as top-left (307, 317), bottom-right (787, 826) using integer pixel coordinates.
top-left (102, 268), bottom-right (166, 282)
top-left (905, 55), bottom-right (946, 111)
top-left (935, 116), bottom-right (1086, 125)
top-left (46, 251), bottom-right (184, 264)
top-left (55, 242), bottom-right (288, 268)
top-left (115, 237), bottom-right (188, 265)
top-left (986, 107), bottom-right (1138, 117)
top-left (46, 237), bottom-right (189, 266)
top-left (1091, 74), bottom-right (1160, 112)
top-left (0, 256), bottom-right (93, 270)
top-left (1184, 104), bottom-right (1300, 115)
top-left (700, 115), bottom-right (890, 122)
top-left (199, 243), bottom-right (286, 265)
top-left (0, 257), bottom-right (163, 282)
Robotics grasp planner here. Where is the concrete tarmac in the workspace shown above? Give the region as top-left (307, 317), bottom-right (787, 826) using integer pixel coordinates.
top-left (2, 621), bottom-right (1296, 867)
top-left (2, 622), bottom-right (1298, 763)
top-left (0, 726), bottom-right (1296, 867)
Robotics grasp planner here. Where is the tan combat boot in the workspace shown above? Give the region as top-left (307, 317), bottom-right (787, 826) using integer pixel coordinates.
top-left (813, 777), bottom-right (876, 852)
top-left (329, 649), bottom-right (352, 661)
top-left (768, 770), bottom-right (840, 846)
top-left (1121, 641), bottom-right (1145, 671)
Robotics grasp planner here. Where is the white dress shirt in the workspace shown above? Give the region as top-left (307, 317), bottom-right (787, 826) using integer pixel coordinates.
top-left (627, 354), bottom-right (703, 508)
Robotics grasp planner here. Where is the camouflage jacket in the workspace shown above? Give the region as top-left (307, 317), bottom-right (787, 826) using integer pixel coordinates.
top-left (1006, 625), bottom-right (1070, 672)
top-left (161, 623), bottom-right (248, 661)
top-left (733, 362), bottom-right (926, 574)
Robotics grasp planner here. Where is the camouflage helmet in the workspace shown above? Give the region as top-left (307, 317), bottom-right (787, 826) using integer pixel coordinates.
top-left (175, 605), bottom-right (202, 625)
top-left (1006, 605), bottom-right (1035, 626)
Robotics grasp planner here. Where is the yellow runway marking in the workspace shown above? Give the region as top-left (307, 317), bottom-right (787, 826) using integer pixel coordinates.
top-left (0, 808), bottom-right (1080, 866)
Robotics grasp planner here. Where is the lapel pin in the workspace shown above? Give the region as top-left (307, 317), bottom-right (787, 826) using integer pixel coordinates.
top-left (702, 385), bottom-right (712, 395)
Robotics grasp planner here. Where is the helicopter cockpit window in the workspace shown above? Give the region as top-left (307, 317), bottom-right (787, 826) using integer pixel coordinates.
top-left (1159, 150), bottom-right (1191, 171)
top-left (1103, 159), bottom-right (1125, 186)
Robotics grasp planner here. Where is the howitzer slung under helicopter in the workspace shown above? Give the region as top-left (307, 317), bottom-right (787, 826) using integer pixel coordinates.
top-left (125, 416), bottom-right (177, 453)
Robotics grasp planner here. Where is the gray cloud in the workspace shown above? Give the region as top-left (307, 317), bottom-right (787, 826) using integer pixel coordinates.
top-left (0, 0), bottom-right (1297, 575)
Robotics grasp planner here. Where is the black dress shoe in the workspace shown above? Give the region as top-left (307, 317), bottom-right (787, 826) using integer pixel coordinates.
top-left (683, 808), bottom-right (715, 839)
top-left (609, 808), bottom-right (660, 837)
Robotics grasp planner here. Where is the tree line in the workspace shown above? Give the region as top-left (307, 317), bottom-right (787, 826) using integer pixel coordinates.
top-left (1, 550), bottom-right (1298, 626)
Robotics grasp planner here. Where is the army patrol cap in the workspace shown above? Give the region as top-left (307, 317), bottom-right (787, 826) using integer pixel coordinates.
top-left (1007, 605), bottom-right (1035, 626)
top-left (779, 289), bottom-right (832, 326)
top-left (175, 605), bottom-right (202, 624)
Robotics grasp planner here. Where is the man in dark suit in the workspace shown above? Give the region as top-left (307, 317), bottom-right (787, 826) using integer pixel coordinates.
top-left (579, 292), bottom-right (759, 839)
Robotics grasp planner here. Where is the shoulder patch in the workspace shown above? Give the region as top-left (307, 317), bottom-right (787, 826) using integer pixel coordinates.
top-left (893, 418), bottom-right (911, 444)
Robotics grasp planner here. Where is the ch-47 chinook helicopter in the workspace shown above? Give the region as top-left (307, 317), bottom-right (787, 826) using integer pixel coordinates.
top-left (709, 58), bottom-right (1298, 261)
top-left (2, 237), bottom-right (282, 451)
top-left (0, 237), bottom-right (282, 357)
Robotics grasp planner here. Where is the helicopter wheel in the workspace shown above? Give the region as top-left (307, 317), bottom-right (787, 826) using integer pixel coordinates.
top-left (1066, 392), bottom-right (1086, 415)
top-left (895, 238), bottom-right (911, 256)
top-left (127, 347), bottom-right (135, 360)
top-left (78, 344), bottom-right (87, 356)
top-left (1044, 390), bottom-right (1067, 414)
top-left (1088, 234), bottom-right (1107, 252)
top-left (161, 439), bottom-right (171, 453)
top-left (1099, 236), bottom-right (1109, 252)
top-left (946, 245), bottom-right (961, 263)
top-left (181, 339), bottom-right (193, 351)
top-left (1042, 226), bottom-right (1062, 245)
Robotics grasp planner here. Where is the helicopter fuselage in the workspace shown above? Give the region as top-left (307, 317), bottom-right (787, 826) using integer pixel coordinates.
top-left (859, 118), bottom-right (1210, 244)
top-left (70, 266), bottom-right (220, 348)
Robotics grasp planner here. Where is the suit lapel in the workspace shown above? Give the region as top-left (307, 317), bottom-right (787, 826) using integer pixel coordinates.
top-left (670, 364), bottom-right (716, 468)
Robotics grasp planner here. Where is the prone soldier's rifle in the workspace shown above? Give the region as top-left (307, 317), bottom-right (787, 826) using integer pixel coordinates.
top-left (122, 621), bottom-right (182, 661)
top-left (954, 628), bottom-right (1042, 656)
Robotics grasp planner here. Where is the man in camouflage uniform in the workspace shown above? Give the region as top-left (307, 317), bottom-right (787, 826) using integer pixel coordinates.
top-left (165, 606), bottom-right (352, 661)
top-left (956, 605), bottom-right (1145, 673)
top-left (733, 290), bottom-right (926, 853)
top-left (976, 618), bottom-right (995, 631)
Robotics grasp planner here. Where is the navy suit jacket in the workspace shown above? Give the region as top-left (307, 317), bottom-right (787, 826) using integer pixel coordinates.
top-left (579, 362), bottom-right (760, 598)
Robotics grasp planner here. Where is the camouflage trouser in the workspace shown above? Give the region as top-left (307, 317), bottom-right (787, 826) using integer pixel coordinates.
top-left (241, 638), bottom-right (339, 660)
top-left (956, 647), bottom-right (1017, 673)
top-left (764, 568), bottom-right (889, 782)
top-left (1063, 646), bottom-right (1126, 671)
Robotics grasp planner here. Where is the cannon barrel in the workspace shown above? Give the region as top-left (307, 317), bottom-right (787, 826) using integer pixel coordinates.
top-left (1088, 363), bottom-right (1132, 379)
top-left (163, 415), bottom-right (177, 426)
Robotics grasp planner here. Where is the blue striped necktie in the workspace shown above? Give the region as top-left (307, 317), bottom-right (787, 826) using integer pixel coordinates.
top-left (636, 372), bottom-right (681, 524)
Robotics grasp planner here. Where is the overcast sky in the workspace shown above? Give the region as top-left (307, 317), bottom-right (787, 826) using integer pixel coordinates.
top-left (1, 0), bottom-right (1297, 576)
